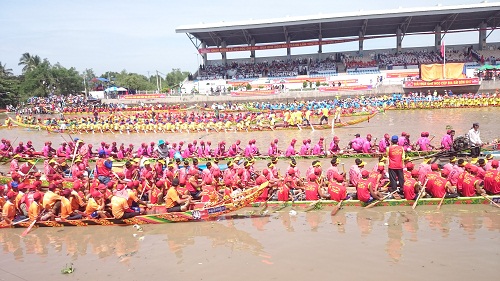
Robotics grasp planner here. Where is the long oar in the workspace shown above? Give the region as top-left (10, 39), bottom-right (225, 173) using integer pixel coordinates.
top-left (436, 192), bottom-right (446, 210)
top-left (365, 190), bottom-right (398, 209)
top-left (412, 179), bottom-right (428, 210)
top-left (481, 194), bottom-right (500, 208)
top-left (21, 210), bottom-right (45, 237)
top-left (330, 200), bottom-right (343, 216)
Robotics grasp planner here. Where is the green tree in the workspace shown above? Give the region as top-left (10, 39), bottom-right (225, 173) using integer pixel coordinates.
top-left (0, 61), bottom-right (19, 107)
top-left (165, 68), bottom-right (189, 88)
top-left (0, 61), bottom-right (13, 77)
top-left (19, 59), bottom-right (54, 97)
top-left (51, 63), bottom-right (82, 95)
top-left (18, 52), bottom-right (41, 74)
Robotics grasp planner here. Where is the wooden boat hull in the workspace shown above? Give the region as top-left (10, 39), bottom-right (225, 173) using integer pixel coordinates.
top-left (250, 195), bottom-right (500, 208)
top-left (0, 182), bottom-right (268, 229)
top-left (0, 148), bottom-right (443, 166)
top-left (8, 112), bottom-right (377, 134)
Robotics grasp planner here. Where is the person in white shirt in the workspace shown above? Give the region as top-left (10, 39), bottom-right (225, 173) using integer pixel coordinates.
top-left (467, 122), bottom-right (482, 157)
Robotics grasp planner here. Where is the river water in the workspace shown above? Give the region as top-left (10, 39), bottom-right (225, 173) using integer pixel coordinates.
top-left (0, 107), bottom-right (499, 280)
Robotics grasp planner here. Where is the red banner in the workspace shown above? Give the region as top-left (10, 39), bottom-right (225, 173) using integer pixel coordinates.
top-left (230, 90), bottom-right (279, 97)
top-left (404, 78), bottom-right (480, 88)
top-left (285, 77), bottom-right (327, 83)
top-left (198, 34), bottom-right (395, 54)
top-left (318, 85), bottom-right (372, 92)
top-left (120, 94), bottom-right (166, 99)
top-left (330, 79), bottom-right (358, 84)
top-left (386, 72), bottom-right (419, 78)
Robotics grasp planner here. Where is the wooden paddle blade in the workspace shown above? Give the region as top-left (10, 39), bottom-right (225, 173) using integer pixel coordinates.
top-left (330, 200), bottom-right (343, 216)
top-left (482, 194), bottom-right (500, 208)
top-left (436, 194), bottom-right (446, 210)
top-left (21, 220), bottom-right (37, 237)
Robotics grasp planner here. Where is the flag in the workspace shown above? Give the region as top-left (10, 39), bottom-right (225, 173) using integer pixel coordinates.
top-left (441, 41), bottom-right (445, 57)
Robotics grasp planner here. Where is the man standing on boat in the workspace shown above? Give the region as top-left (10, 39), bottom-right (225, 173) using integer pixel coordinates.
top-left (467, 123), bottom-right (482, 158)
top-left (387, 135), bottom-right (405, 197)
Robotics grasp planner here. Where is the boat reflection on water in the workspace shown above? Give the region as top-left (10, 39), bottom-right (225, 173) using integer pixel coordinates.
top-left (0, 206), bottom-right (498, 266)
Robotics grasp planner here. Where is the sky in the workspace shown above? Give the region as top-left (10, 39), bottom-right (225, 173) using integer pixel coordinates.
top-left (1, 0), bottom-right (499, 77)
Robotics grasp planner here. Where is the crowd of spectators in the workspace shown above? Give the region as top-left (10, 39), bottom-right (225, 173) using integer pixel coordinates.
top-left (308, 57), bottom-right (338, 74)
top-left (377, 51), bottom-right (442, 69)
top-left (195, 46), bottom-right (492, 81)
top-left (197, 58), bottom-right (310, 80)
top-left (11, 94), bottom-right (89, 114)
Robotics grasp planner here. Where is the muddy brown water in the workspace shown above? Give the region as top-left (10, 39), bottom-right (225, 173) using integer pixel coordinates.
top-left (0, 108), bottom-right (499, 280)
top-left (0, 206), bottom-right (498, 281)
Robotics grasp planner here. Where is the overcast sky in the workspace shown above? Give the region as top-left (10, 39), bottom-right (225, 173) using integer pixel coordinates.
top-left (1, 0), bottom-right (498, 76)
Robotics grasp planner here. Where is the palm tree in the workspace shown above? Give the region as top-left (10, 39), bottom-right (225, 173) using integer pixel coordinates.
top-left (18, 52), bottom-right (41, 73)
top-left (0, 61), bottom-right (13, 77)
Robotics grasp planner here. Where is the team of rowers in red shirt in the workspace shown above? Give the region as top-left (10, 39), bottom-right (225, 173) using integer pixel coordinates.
top-left (1, 133), bottom-right (499, 226)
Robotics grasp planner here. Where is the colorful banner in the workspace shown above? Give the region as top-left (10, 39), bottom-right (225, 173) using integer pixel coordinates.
top-left (230, 90), bottom-right (279, 97)
top-left (329, 79), bottom-right (358, 84)
top-left (198, 34), bottom-right (395, 54)
top-left (318, 85), bottom-right (372, 92)
top-left (119, 94), bottom-right (166, 99)
top-left (285, 77), bottom-right (327, 83)
top-left (404, 78), bottom-right (480, 88)
top-left (386, 72), bottom-right (419, 78)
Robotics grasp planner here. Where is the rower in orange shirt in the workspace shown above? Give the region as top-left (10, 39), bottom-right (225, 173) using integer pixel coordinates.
top-left (85, 191), bottom-right (109, 218)
top-left (165, 178), bottom-right (191, 212)
top-left (1, 192), bottom-right (18, 225)
top-left (59, 189), bottom-right (83, 220)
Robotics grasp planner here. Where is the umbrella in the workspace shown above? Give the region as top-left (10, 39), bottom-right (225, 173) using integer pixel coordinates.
top-left (104, 86), bottom-right (118, 92)
top-left (116, 87), bottom-right (128, 92)
top-left (478, 64), bottom-right (495, 71)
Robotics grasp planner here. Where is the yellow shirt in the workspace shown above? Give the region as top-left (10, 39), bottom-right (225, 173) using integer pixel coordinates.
top-left (165, 187), bottom-right (180, 209)
top-left (2, 201), bottom-right (16, 221)
top-left (42, 191), bottom-right (62, 209)
top-left (85, 198), bottom-right (100, 215)
top-left (111, 196), bottom-right (129, 219)
top-left (28, 202), bottom-right (41, 221)
top-left (60, 197), bottom-right (73, 219)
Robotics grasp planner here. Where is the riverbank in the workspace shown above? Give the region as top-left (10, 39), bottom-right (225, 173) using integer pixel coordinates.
top-left (100, 80), bottom-right (500, 106)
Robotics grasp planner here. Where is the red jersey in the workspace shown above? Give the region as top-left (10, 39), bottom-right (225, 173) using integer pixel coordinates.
top-left (304, 181), bottom-right (319, 200)
top-left (368, 171), bottom-right (381, 190)
top-left (425, 172), bottom-right (440, 195)
top-left (276, 183), bottom-right (290, 201)
top-left (431, 176), bottom-right (447, 198)
top-left (388, 145), bottom-right (404, 169)
top-left (484, 170), bottom-right (500, 195)
top-left (327, 181), bottom-right (346, 202)
top-left (356, 178), bottom-right (371, 203)
top-left (461, 173), bottom-right (479, 197)
top-left (403, 177), bottom-right (417, 200)
top-left (200, 184), bottom-right (217, 203)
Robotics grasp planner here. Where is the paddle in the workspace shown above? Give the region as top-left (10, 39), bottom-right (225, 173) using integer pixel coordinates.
top-left (330, 200), bottom-right (343, 216)
top-left (481, 194), bottom-right (500, 208)
top-left (412, 179), bottom-right (428, 210)
top-left (365, 190), bottom-right (399, 209)
top-left (436, 193), bottom-right (446, 210)
top-left (304, 199), bottom-right (321, 212)
top-left (12, 217), bottom-right (30, 225)
top-left (21, 210), bottom-right (45, 237)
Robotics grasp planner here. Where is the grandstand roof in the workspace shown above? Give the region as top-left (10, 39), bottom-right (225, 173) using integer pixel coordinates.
top-left (176, 3), bottom-right (500, 47)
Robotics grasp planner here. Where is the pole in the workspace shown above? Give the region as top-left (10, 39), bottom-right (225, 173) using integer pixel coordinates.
top-left (156, 71), bottom-right (160, 93)
top-left (442, 40), bottom-right (446, 79)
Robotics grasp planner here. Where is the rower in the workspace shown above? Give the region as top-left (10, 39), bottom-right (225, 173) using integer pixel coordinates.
top-left (349, 158), bottom-right (366, 187)
top-left (327, 173), bottom-right (347, 201)
top-left (403, 170), bottom-right (425, 200)
top-left (165, 178), bottom-right (191, 212)
top-left (483, 160), bottom-right (500, 195)
top-left (326, 157), bottom-right (341, 182)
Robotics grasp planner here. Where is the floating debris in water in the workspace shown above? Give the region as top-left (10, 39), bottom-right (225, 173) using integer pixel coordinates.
top-left (289, 210), bottom-right (297, 216)
top-left (133, 224), bottom-right (143, 232)
top-left (61, 263), bottom-right (74, 274)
